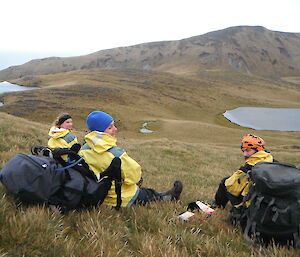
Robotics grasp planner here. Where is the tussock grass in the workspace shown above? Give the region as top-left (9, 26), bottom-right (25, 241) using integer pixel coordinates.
top-left (1, 70), bottom-right (300, 256)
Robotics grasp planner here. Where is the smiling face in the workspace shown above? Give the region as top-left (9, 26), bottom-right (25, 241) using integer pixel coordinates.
top-left (59, 118), bottom-right (73, 130)
top-left (241, 147), bottom-right (257, 159)
top-left (104, 121), bottom-right (118, 138)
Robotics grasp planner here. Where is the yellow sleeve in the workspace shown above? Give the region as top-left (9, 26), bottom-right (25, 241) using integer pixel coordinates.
top-left (120, 153), bottom-right (142, 185)
top-left (48, 135), bottom-right (78, 150)
top-left (225, 170), bottom-right (250, 197)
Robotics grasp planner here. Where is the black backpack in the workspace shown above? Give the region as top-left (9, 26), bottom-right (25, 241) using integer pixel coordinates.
top-left (0, 147), bottom-right (122, 212)
top-left (242, 162), bottom-right (300, 248)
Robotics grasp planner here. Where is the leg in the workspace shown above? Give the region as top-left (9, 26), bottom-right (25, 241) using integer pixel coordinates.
top-left (133, 180), bottom-right (183, 205)
top-left (214, 177), bottom-right (230, 208)
top-left (133, 187), bottom-right (162, 205)
top-left (214, 176), bottom-right (244, 208)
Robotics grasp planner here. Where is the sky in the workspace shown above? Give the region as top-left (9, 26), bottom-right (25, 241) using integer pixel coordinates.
top-left (0, 0), bottom-right (299, 70)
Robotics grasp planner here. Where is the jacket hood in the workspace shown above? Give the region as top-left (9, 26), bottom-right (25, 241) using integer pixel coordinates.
top-left (85, 131), bottom-right (117, 154)
top-left (48, 126), bottom-right (70, 139)
top-left (244, 151), bottom-right (273, 166)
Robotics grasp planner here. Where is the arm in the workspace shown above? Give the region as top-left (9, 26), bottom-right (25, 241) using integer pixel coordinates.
top-left (224, 164), bottom-right (253, 197)
top-left (120, 153), bottom-right (142, 185)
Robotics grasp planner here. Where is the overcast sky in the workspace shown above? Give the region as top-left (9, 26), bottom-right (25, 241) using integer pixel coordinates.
top-left (0, 0), bottom-right (299, 70)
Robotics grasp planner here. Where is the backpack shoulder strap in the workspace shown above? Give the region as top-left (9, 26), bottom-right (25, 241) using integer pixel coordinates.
top-left (80, 144), bottom-right (123, 210)
top-left (52, 147), bottom-right (97, 181)
top-left (54, 157), bottom-right (84, 172)
top-left (107, 147), bottom-right (124, 210)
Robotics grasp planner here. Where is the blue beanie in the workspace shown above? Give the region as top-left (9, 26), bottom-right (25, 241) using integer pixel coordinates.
top-left (86, 111), bottom-right (114, 132)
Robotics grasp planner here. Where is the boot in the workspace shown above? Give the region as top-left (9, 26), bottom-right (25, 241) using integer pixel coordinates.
top-left (160, 180), bottom-right (183, 201)
top-left (203, 200), bottom-right (220, 209)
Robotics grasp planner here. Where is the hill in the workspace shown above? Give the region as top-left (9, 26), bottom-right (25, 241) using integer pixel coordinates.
top-left (1, 69), bottom-right (300, 256)
top-left (1, 69), bottom-right (300, 139)
top-left (1, 29), bottom-right (300, 255)
top-left (1, 26), bottom-right (300, 81)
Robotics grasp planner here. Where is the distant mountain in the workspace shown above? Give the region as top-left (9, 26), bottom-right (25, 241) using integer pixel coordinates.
top-left (1, 26), bottom-right (300, 80)
top-left (0, 50), bottom-right (89, 70)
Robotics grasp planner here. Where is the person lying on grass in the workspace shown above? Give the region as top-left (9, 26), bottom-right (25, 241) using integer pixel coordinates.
top-left (80, 111), bottom-right (183, 208)
top-left (212, 134), bottom-right (276, 224)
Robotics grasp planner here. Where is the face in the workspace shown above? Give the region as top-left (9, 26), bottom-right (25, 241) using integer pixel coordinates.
top-left (104, 121), bottom-right (118, 138)
top-left (241, 147), bottom-right (257, 159)
top-left (59, 118), bottom-right (73, 130)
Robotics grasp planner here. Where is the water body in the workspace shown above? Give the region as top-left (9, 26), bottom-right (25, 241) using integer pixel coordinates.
top-left (0, 81), bottom-right (36, 106)
top-left (223, 107), bottom-right (300, 131)
top-left (140, 121), bottom-right (155, 133)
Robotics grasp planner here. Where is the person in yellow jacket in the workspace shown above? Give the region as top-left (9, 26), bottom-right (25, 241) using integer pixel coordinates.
top-left (80, 111), bottom-right (183, 208)
top-left (213, 134), bottom-right (275, 212)
top-left (48, 113), bottom-right (78, 151)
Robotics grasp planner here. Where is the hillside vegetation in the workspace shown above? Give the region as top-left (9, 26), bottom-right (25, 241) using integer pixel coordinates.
top-left (0, 69), bottom-right (300, 256)
top-left (1, 26), bottom-right (300, 80)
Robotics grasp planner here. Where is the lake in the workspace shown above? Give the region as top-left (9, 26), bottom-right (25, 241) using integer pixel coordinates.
top-left (223, 107), bottom-right (300, 131)
top-left (140, 121), bottom-right (156, 133)
top-left (0, 81), bottom-right (36, 106)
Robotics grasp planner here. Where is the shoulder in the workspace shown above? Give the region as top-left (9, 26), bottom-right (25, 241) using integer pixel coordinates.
top-left (107, 146), bottom-right (125, 157)
top-left (62, 132), bottom-right (77, 143)
top-left (80, 144), bottom-right (124, 156)
top-left (239, 164), bottom-right (253, 173)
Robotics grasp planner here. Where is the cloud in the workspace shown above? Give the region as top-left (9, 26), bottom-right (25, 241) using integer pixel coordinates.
top-left (0, 0), bottom-right (299, 53)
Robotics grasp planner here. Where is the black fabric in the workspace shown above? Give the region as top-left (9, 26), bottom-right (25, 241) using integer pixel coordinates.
top-left (54, 147), bottom-right (123, 210)
top-left (52, 148), bottom-right (98, 181)
top-left (133, 187), bottom-right (162, 205)
top-left (214, 176), bottom-right (229, 208)
top-left (252, 162), bottom-right (300, 197)
top-left (227, 207), bottom-right (247, 226)
top-left (52, 149), bottom-right (123, 211)
top-left (31, 146), bottom-right (52, 157)
top-left (214, 176), bottom-right (244, 208)
top-left (112, 158), bottom-right (122, 210)
top-left (242, 162), bottom-right (300, 248)
top-left (96, 157), bottom-right (122, 210)
top-left (0, 148), bottom-right (122, 212)
top-left (70, 143), bottom-right (81, 153)
top-left (0, 154), bottom-right (65, 204)
top-left (239, 164), bottom-right (253, 173)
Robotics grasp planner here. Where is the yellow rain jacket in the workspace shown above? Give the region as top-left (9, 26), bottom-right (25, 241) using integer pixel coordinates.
top-left (225, 151), bottom-right (273, 207)
top-left (79, 131), bottom-right (141, 207)
top-left (48, 126), bottom-right (78, 150)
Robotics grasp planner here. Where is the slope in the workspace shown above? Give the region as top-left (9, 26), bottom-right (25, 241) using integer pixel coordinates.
top-left (1, 26), bottom-right (300, 81)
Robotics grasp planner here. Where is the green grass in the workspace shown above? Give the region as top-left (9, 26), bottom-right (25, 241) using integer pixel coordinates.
top-left (1, 69), bottom-right (300, 256)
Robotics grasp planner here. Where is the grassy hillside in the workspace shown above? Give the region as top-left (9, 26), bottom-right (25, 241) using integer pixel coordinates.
top-left (1, 26), bottom-right (300, 80)
top-left (0, 70), bottom-right (300, 256)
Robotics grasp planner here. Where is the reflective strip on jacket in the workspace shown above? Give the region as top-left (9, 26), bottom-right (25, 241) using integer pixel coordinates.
top-left (48, 126), bottom-right (78, 150)
top-left (225, 151), bottom-right (273, 207)
top-left (79, 131), bottom-right (142, 207)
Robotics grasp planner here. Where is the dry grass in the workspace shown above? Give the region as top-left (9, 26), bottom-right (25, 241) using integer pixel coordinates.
top-left (0, 70), bottom-right (300, 256)
top-left (281, 76), bottom-right (300, 85)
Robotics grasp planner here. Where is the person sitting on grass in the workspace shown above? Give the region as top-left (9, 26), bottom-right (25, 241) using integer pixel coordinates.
top-left (212, 134), bottom-right (275, 224)
top-left (80, 110), bottom-right (183, 208)
top-left (48, 113), bottom-right (79, 161)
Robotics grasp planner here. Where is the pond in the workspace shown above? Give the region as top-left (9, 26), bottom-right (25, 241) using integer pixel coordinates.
top-left (223, 107), bottom-right (300, 131)
top-left (140, 121), bottom-right (156, 133)
top-left (0, 81), bottom-right (36, 106)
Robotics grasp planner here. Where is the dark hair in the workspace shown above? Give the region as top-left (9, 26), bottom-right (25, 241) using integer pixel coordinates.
top-left (54, 113), bottom-right (72, 127)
